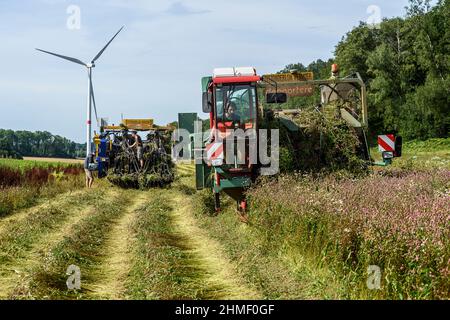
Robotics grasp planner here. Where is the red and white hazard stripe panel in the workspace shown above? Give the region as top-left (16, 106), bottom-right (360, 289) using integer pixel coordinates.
top-left (206, 142), bottom-right (224, 161)
top-left (378, 134), bottom-right (395, 152)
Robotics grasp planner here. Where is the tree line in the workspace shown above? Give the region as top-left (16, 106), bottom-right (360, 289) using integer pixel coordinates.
top-left (0, 129), bottom-right (85, 159)
top-left (280, 0), bottom-right (449, 141)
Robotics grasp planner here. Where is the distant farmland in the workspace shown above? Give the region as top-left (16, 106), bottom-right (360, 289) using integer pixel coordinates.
top-left (23, 157), bottom-right (83, 164)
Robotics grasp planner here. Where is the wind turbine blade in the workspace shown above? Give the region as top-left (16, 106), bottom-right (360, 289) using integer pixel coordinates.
top-left (35, 48), bottom-right (87, 66)
top-left (89, 73), bottom-right (99, 126)
top-left (91, 26), bottom-right (124, 63)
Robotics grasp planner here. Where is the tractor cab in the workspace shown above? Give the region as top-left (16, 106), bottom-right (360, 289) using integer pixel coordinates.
top-left (201, 67), bottom-right (262, 213)
top-left (203, 67), bottom-right (261, 169)
top-left (210, 68), bottom-right (260, 133)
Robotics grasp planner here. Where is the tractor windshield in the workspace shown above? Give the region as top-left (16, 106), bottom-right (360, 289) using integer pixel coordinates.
top-left (215, 84), bottom-right (257, 127)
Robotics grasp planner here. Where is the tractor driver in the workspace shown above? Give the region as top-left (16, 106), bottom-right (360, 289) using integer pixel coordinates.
top-left (130, 131), bottom-right (144, 168)
top-left (224, 102), bottom-right (241, 123)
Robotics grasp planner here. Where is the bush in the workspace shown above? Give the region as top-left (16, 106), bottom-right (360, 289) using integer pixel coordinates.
top-left (400, 77), bottom-right (450, 140)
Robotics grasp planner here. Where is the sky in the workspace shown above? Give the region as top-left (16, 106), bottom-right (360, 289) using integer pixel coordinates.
top-left (0, 0), bottom-right (412, 143)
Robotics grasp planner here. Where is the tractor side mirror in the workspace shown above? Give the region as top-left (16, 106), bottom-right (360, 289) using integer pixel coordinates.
top-left (266, 93), bottom-right (287, 104)
top-left (202, 92), bottom-right (212, 113)
top-left (395, 136), bottom-right (402, 157)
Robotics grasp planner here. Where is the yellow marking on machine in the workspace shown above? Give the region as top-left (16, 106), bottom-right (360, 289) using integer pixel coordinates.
top-left (122, 119), bottom-right (154, 131)
top-left (103, 125), bottom-right (123, 130)
top-left (101, 119), bottom-right (174, 132)
top-left (266, 85), bottom-right (314, 97)
top-left (263, 72), bottom-right (314, 83)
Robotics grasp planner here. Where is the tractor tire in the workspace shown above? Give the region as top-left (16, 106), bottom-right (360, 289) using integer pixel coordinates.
top-left (214, 192), bottom-right (221, 213)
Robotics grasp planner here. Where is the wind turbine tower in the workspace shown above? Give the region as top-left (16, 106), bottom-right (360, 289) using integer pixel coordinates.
top-left (36, 26), bottom-right (124, 157)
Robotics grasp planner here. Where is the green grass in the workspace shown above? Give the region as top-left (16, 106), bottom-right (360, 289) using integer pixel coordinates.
top-left (0, 175), bottom-right (85, 218)
top-left (188, 175), bottom-right (341, 300)
top-left (371, 137), bottom-right (450, 169)
top-left (402, 138), bottom-right (450, 152)
top-left (126, 189), bottom-right (221, 300)
top-left (0, 188), bottom-right (104, 266)
top-left (16, 188), bottom-right (133, 299)
top-left (0, 159), bottom-right (79, 171)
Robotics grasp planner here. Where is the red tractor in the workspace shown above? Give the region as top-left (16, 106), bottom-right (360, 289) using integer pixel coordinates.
top-left (197, 67), bottom-right (260, 214)
top-left (195, 66), bottom-right (401, 215)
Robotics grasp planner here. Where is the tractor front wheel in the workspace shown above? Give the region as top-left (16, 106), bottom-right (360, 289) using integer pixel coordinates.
top-left (214, 192), bottom-right (221, 213)
top-left (237, 199), bottom-right (249, 223)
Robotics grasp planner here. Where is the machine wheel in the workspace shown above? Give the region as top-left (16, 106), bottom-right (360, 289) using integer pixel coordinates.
top-left (214, 192), bottom-right (221, 213)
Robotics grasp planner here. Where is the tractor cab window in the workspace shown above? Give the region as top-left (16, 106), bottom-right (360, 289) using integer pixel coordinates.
top-left (215, 84), bottom-right (257, 127)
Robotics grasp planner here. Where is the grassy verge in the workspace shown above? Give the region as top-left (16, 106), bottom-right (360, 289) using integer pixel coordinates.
top-left (0, 160), bottom-right (85, 218)
top-left (245, 170), bottom-right (449, 299)
top-left (0, 175), bottom-right (85, 218)
top-left (0, 158), bottom-right (81, 169)
top-left (125, 188), bottom-right (221, 300)
top-left (13, 187), bottom-right (133, 299)
top-left (188, 162), bottom-right (449, 300)
top-left (371, 137), bottom-right (450, 169)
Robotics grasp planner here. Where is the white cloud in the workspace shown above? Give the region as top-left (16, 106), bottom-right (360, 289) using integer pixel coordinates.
top-left (0, 0), bottom-right (410, 142)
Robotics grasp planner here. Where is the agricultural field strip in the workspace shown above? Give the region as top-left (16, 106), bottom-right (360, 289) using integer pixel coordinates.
top-left (124, 189), bottom-right (214, 299)
top-left (10, 188), bottom-right (132, 299)
top-left (172, 179), bottom-right (260, 300)
top-left (123, 173), bottom-right (259, 299)
top-left (0, 188), bottom-right (108, 298)
top-left (0, 188), bottom-right (102, 264)
top-left (0, 159), bottom-right (82, 170)
top-left (0, 189), bottom-right (85, 235)
top-left (88, 191), bottom-right (150, 299)
top-left (1, 205), bottom-right (103, 298)
top-left (177, 164), bottom-right (195, 172)
top-left (176, 165), bottom-right (195, 177)
top-left (190, 205), bottom-right (316, 299)
top-left (23, 157), bottom-right (83, 164)
top-left (18, 188), bottom-right (134, 299)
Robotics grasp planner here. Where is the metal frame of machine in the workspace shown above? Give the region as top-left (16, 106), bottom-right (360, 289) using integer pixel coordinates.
top-left (93, 119), bottom-right (174, 186)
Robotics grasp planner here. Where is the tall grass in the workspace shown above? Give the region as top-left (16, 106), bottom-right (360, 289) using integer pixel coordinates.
top-left (0, 164), bottom-right (84, 217)
top-left (126, 190), bottom-right (220, 300)
top-left (247, 170), bottom-right (449, 299)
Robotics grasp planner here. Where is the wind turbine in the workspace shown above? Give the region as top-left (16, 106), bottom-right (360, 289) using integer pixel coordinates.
top-left (36, 26), bottom-right (124, 157)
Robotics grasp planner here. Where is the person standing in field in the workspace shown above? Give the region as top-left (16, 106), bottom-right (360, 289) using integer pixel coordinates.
top-left (130, 131), bottom-right (144, 168)
top-left (84, 153), bottom-right (95, 188)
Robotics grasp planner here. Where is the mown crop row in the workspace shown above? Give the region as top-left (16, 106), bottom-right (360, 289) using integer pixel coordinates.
top-left (246, 169), bottom-right (449, 299)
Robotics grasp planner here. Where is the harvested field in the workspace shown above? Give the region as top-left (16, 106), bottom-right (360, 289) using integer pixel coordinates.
top-left (0, 151), bottom-right (448, 300)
